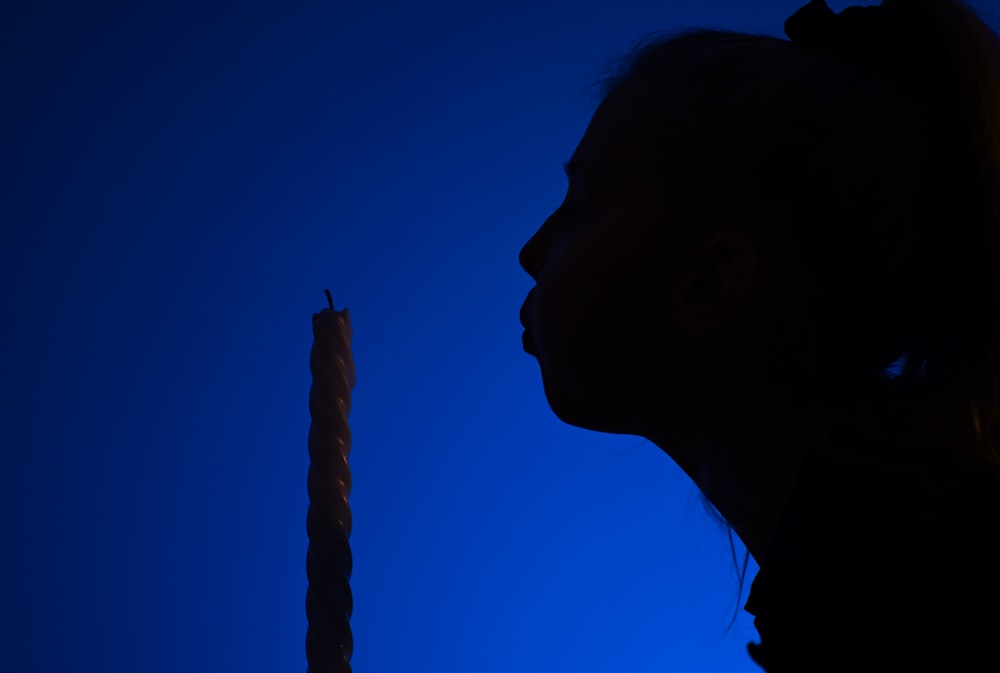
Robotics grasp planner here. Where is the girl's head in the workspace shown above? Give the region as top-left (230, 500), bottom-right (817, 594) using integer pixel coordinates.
top-left (519, 0), bottom-right (1000, 472)
top-left (517, 60), bottom-right (843, 492)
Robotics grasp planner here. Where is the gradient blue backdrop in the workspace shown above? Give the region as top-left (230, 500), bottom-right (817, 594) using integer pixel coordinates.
top-left (3, 1), bottom-right (950, 671)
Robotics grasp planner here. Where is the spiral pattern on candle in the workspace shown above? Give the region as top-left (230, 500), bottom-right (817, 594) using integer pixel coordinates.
top-left (307, 290), bottom-right (355, 673)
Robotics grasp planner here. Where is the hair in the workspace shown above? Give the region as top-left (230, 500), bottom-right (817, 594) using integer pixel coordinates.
top-left (591, 0), bottom-right (1000, 633)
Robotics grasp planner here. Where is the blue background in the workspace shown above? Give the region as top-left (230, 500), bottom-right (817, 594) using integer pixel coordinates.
top-left (5, 1), bottom-right (972, 671)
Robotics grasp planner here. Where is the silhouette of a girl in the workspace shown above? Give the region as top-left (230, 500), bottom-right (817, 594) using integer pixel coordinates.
top-left (519, 0), bottom-right (1000, 669)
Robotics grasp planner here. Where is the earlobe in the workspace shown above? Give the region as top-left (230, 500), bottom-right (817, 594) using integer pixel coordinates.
top-left (712, 230), bottom-right (759, 305)
top-left (675, 269), bottom-right (725, 333)
top-left (674, 231), bottom-right (759, 334)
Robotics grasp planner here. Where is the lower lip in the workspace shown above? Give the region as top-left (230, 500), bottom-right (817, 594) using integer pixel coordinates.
top-left (522, 329), bottom-right (535, 352)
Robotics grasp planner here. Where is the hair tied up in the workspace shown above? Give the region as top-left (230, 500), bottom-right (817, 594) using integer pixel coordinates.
top-left (783, 0), bottom-right (947, 106)
top-left (785, 0), bottom-right (890, 49)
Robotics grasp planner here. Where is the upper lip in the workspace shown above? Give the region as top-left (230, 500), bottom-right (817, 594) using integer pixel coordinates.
top-left (520, 296), bottom-right (532, 327)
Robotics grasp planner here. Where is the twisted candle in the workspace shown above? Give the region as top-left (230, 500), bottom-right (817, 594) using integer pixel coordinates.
top-left (306, 289), bottom-right (355, 673)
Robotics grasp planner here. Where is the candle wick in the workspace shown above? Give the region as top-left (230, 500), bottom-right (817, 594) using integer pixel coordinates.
top-left (324, 289), bottom-right (334, 310)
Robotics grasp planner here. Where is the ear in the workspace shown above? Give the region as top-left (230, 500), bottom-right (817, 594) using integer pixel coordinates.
top-left (675, 230), bottom-right (759, 334)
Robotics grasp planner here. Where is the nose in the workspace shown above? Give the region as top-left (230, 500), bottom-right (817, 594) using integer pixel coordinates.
top-left (519, 229), bottom-right (546, 281)
top-left (522, 204), bottom-right (563, 285)
top-left (519, 241), bottom-right (536, 280)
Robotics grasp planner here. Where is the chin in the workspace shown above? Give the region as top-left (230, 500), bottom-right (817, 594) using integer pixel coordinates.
top-left (542, 380), bottom-right (629, 435)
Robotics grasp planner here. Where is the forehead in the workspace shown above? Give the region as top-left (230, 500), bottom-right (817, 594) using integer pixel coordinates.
top-left (571, 83), bottom-right (691, 182)
top-left (571, 92), bottom-right (636, 167)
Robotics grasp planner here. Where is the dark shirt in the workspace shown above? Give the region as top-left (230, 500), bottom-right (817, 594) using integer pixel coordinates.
top-left (743, 422), bottom-right (1000, 672)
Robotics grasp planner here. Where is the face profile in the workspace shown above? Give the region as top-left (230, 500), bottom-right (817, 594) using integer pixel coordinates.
top-left (516, 64), bottom-right (852, 576)
top-left (518, 88), bottom-right (687, 436)
top-left (515, 0), bottom-right (1000, 670)
top-left (517, 82), bottom-right (769, 445)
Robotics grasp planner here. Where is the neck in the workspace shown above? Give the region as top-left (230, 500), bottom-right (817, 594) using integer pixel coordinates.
top-left (650, 404), bottom-right (846, 566)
